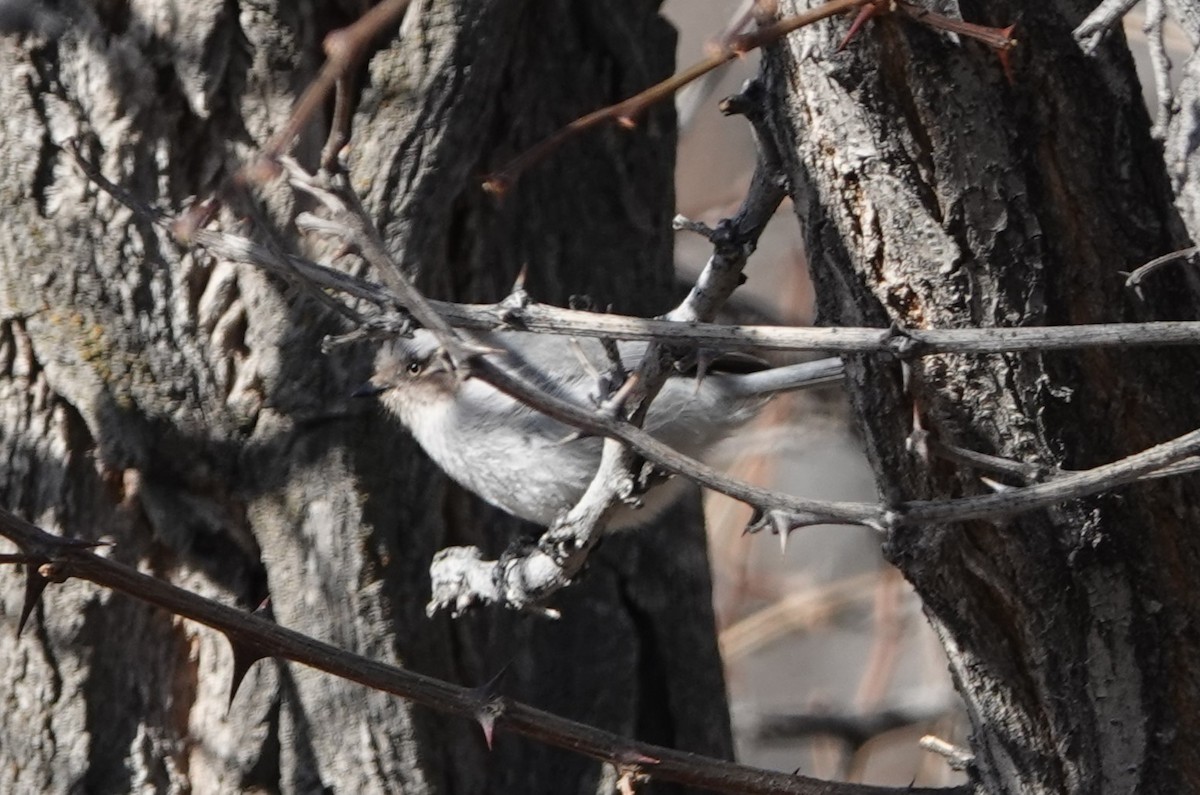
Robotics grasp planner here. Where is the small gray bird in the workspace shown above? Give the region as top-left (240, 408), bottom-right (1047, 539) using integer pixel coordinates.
top-left (356, 329), bottom-right (843, 529)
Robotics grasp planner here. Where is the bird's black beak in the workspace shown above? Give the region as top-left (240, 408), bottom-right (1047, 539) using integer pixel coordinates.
top-left (352, 381), bottom-right (386, 399)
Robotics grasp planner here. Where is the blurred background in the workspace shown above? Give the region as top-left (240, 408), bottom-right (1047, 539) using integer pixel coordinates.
top-left (660, 1), bottom-right (1185, 786)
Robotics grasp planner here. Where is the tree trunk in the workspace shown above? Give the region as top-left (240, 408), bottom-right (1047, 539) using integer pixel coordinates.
top-left (765, 1), bottom-right (1200, 791)
top-left (0, 2), bottom-right (732, 793)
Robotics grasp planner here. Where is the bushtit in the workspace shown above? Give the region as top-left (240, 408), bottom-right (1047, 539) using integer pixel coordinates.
top-left (356, 329), bottom-right (843, 529)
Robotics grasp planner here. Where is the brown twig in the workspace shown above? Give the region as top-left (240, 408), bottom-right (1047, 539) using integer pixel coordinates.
top-left (261, 0), bottom-right (411, 164)
top-left (895, 2), bottom-right (1017, 51)
top-left (171, 0), bottom-right (412, 240)
top-left (483, 0), bottom-right (872, 194)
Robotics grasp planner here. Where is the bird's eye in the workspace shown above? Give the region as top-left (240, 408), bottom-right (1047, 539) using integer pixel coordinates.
top-left (406, 361), bottom-right (423, 375)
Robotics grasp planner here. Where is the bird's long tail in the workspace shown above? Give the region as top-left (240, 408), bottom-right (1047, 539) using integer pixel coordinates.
top-left (727, 357), bottom-right (845, 398)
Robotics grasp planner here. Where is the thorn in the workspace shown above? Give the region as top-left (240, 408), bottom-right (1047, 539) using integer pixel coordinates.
top-left (474, 696), bottom-right (506, 750)
top-left (477, 710), bottom-right (497, 750)
top-left (614, 749), bottom-right (661, 766)
top-left (481, 175), bottom-right (509, 197)
top-left (751, 0), bottom-right (779, 25)
top-left (170, 199), bottom-right (219, 244)
top-left (330, 241), bottom-right (356, 261)
top-left (837, 4), bottom-right (879, 52)
top-left (773, 512), bottom-right (792, 556)
top-left (473, 662), bottom-right (511, 699)
top-left (467, 661), bottom-right (512, 750)
top-left (992, 26), bottom-right (1018, 85)
top-left (908, 409), bottom-right (930, 464)
top-left (510, 264), bottom-right (528, 295)
top-left (499, 269), bottom-right (532, 326)
top-left (979, 475), bottom-right (1012, 493)
top-left (526, 605), bottom-right (562, 620)
top-left (226, 633), bottom-right (270, 709)
top-left (693, 353), bottom-right (713, 394)
top-left (18, 564), bottom-right (50, 638)
top-left (616, 115), bottom-right (637, 130)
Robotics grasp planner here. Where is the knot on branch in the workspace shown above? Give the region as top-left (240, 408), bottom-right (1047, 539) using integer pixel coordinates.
top-left (498, 275), bottom-right (532, 328)
top-left (710, 219), bottom-right (755, 262)
top-left (718, 78), bottom-right (765, 121)
top-left (883, 324), bottom-right (925, 359)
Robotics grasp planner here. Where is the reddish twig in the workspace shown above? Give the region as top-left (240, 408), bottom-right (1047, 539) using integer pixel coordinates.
top-left (261, 0), bottom-right (411, 164)
top-left (895, 2), bottom-right (1016, 51)
top-left (173, 0), bottom-right (412, 240)
top-left (483, 0), bottom-right (873, 194)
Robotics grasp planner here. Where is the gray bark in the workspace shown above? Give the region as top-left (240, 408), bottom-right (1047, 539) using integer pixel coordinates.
top-left (765, 0), bottom-right (1200, 792)
top-left (0, 2), bottom-right (732, 794)
top-left (1163, 0), bottom-right (1200, 238)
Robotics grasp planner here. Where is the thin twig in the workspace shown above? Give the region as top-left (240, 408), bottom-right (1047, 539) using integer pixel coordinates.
top-left (261, 0), bottom-right (411, 165)
top-left (483, 0), bottom-right (872, 193)
top-left (895, 2), bottom-right (1017, 50)
top-left (283, 160), bottom-right (481, 365)
top-left (1125, 245), bottom-right (1199, 294)
top-left (899, 426), bottom-right (1200, 527)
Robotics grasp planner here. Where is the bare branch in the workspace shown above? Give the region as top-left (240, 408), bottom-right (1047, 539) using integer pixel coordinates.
top-left (433, 304), bottom-right (1200, 356)
top-left (1074, 0), bottom-right (1141, 53)
top-left (900, 426), bottom-right (1200, 526)
top-left (432, 115), bottom-right (805, 612)
top-left (0, 508), bottom-right (959, 795)
top-left (1125, 245), bottom-right (1200, 293)
top-left (483, 0), bottom-right (872, 193)
top-left (1144, 0), bottom-right (1175, 139)
top-left (171, 157), bottom-right (1200, 612)
top-left (282, 160), bottom-right (481, 365)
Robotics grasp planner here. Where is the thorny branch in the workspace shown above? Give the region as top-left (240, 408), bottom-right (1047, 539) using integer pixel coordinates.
top-left (166, 201), bottom-right (1200, 359)
top-left (445, 99), bottom-right (795, 613)
top-left (483, 0), bottom-right (873, 194)
top-left (0, 508), bottom-right (957, 795)
top-left (17, 0), bottom-right (1200, 787)
top-left (485, 0), bottom-right (1018, 192)
top-left (456, 344), bottom-right (1200, 534)
top-left (172, 0), bottom-right (414, 239)
top-left (76, 126), bottom-right (1200, 615)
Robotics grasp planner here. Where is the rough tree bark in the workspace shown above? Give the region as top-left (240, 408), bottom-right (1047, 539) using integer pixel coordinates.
top-left (765, 1), bottom-right (1200, 792)
top-left (0, 2), bottom-right (731, 794)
